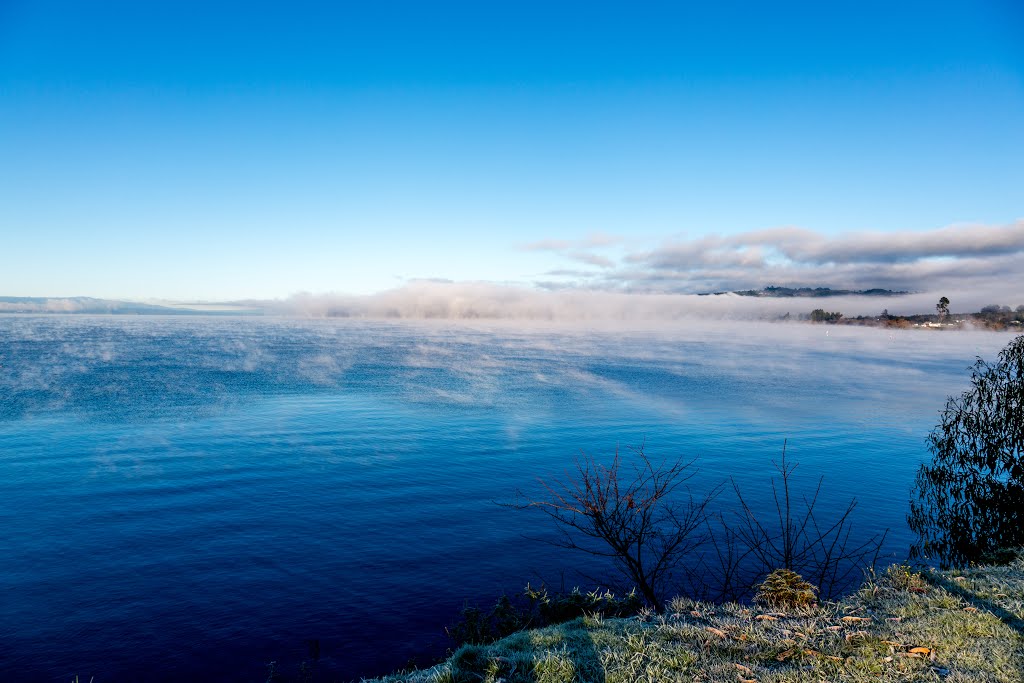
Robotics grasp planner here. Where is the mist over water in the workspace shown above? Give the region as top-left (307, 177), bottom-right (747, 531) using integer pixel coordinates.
top-left (0, 315), bottom-right (1016, 681)
top-left (266, 281), bottom-right (1020, 321)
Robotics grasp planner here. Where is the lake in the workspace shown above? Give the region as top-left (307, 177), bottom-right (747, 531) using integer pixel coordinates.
top-left (0, 315), bottom-right (1015, 681)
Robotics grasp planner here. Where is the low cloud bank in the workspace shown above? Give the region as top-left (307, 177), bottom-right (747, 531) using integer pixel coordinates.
top-left (276, 219), bottom-right (1023, 321)
top-left (265, 282), bottom-right (1021, 321)
top-left (530, 220), bottom-right (1024, 296)
top-left (6, 222), bottom-right (1021, 322)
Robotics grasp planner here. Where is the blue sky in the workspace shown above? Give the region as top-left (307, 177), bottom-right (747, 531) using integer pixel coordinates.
top-left (1, 1), bottom-right (1022, 301)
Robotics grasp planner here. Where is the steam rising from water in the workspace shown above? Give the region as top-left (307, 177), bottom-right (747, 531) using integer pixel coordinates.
top-left (266, 281), bottom-right (1020, 320)
top-left (0, 314), bottom-right (1016, 424)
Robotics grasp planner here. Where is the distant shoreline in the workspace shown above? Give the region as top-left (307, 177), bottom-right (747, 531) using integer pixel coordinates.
top-left (1, 289), bottom-right (1022, 329)
top-left (800, 307), bottom-right (1024, 331)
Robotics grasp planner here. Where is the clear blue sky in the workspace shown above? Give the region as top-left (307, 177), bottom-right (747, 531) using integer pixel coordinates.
top-left (1, 1), bottom-right (1022, 300)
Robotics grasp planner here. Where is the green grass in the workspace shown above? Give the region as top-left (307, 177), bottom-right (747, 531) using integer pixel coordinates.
top-left (367, 559), bottom-right (1024, 683)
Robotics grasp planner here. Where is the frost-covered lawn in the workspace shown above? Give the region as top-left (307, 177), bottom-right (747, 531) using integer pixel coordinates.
top-left (371, 560), bottom-right (1024, 683)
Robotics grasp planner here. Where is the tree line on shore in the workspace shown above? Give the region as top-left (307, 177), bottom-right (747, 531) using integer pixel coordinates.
top-left (804, 298), bottom-right (1024, 330)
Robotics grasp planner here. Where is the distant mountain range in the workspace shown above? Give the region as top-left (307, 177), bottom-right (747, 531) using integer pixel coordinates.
top-left (0, 297), bottom-right (260, 315)
top-left (702, 286), bottom-right (909, 298)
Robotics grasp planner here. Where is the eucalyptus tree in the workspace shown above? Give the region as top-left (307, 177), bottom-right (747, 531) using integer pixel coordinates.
top-left (909, 335), bottom-right (1024, 566)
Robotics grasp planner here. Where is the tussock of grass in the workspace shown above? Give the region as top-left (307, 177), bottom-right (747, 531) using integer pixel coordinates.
top-left (368, 560), bottom-right (1024, 683)
top-left (754, 569), bottom-right (819, 609)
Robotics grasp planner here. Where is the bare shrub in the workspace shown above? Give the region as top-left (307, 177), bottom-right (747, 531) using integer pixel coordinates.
top-left (509, 445), bottom-right (717, 612)
top-left (688, 442), bottom-right (887, 602)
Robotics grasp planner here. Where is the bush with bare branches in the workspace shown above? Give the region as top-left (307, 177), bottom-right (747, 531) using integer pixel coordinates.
top-left (510, 445), bottom-right (717, 612)
top-left (511, 441), bottom-right (887, 612)
top-left (690, 443), bottom-right (888, 602)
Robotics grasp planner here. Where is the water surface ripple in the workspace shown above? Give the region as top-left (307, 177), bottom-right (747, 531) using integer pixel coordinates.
top-left (0, 316), bottom-right (1014, 681)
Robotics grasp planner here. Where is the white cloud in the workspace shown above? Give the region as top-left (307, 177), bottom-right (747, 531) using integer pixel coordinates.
top-left (246, 221), bottom-right (1024, 321)
top-left (604, 220), bottom-right (1024, 294)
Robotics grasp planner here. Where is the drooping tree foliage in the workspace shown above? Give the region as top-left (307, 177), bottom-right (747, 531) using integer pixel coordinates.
top-left (909, 335), bottom-right (1024, 567)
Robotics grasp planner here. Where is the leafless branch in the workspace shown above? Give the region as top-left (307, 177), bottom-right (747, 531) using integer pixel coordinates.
top-left (506, 444), bottom-right (717, 611)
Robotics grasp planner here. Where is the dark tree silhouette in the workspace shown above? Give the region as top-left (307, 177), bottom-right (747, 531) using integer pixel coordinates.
top-left (909, 335), bottom-right (1024, 567)
top-left (936, 296), bottom-right (950, 319)
top-left (511, 446), bottom-right (717, 612)
top-left (809, 309), bottom-right (843, 323)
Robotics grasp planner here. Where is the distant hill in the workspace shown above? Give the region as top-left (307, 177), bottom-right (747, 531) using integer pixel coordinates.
top-left (0, 296), bottom-right (259, 315)
top-left (728, 286), bottom-right (908, 298)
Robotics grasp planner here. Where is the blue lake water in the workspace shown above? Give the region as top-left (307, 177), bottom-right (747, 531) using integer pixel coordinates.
top-left (0, 315), bottom-right (1016, 681)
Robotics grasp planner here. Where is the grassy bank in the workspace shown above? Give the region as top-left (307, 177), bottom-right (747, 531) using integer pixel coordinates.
top-left (369, 560), bottom-right (1024, 682)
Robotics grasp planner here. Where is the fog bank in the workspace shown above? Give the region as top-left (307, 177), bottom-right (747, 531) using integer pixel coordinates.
top-left (265, 281), bottom-right (1021, 321)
